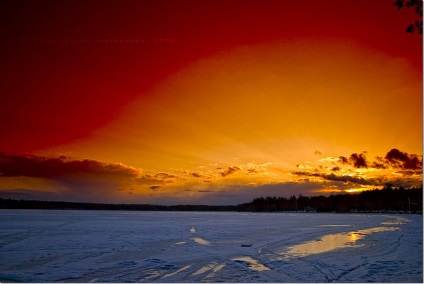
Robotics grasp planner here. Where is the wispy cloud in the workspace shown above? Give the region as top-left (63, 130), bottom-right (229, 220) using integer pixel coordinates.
top-left (137, 175), bottom-right (166, 185)
top-left (190, 172), bottom-right (205, 178)
top-left (317, 156), bottom-right (339, 162)
top-left (134, 172), bottom-right (180, 194)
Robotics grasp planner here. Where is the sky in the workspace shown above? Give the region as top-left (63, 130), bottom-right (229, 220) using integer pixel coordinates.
top-left (0, 0), bottom-right (422, 205)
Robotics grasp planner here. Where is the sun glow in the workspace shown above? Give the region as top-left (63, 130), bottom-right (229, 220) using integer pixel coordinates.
top-left (318, 188), bottom-right (344, 194)
top-left (1, 0), bottom-right (421, 205)
top-left (345, 188), bottom-right (368, 193)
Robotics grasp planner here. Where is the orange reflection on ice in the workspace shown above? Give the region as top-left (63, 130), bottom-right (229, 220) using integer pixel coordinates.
top-left (232, 256), bottom-right (270, 272)
top-left (285, 226), bottom-right (399, 258)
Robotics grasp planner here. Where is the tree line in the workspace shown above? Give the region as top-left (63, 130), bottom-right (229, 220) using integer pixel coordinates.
top-left (0, 185), bottom-right (422, 213)
top-left (237, 185), bottom-right (422, 213)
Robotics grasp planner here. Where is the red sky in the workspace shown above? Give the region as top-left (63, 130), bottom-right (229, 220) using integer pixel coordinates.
top-left (0, 0), bottom-right (422, 204)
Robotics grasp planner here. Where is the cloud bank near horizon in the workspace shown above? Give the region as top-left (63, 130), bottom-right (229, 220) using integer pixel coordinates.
top-left (0, 149), bottom-right (421, 205)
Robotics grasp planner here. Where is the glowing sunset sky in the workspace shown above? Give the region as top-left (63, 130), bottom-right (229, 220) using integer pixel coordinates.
top-left (0, 0), bottom-right (422, 204)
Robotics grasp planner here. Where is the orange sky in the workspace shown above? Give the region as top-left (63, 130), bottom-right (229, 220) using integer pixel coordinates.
top-left (0, 0), bottom-right (422, 204)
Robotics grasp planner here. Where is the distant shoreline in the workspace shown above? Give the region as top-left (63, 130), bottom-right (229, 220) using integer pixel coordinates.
top-left (0, 207), bottom-right (422, 215)
top-left (1, 185), bottom-right (422, 214)
top-left (0, 198), bottom-right (239, 212)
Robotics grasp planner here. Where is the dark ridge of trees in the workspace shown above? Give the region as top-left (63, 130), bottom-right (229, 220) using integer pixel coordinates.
top-left (0, 199), bottom-right (238, 212)
top-left (238, 185), bottom-right (423, 213)
top-left (0, 185), bottom-right (422, 213)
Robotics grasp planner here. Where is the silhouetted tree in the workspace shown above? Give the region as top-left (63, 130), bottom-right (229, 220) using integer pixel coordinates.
top-left (241, 186), bottom-right (422, 213)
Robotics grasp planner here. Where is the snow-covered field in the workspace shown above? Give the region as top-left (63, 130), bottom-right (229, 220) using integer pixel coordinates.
top-left (0, 210), bottom-right (422, 283)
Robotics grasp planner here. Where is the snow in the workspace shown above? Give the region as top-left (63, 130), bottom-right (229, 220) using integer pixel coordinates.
top-left (0, 210), bottom-right (422, 282)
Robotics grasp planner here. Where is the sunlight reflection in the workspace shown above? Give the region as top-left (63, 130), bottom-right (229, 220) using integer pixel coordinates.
top-left (232, 256), bottom-right (270, 271)
top-left (284, 226), bottom-right (399, 258)
top-left (349, 232), bottom-right (361, 242)
top-left (160, 265), bottom-right (191, 279)
top-left (193, 237), bottom-right (210, 245)
top-left (192, 263), bottom-right (214, 276)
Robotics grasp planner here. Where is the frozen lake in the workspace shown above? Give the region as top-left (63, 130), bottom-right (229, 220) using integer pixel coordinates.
top-left (0, 210), bottom-right (422, 282)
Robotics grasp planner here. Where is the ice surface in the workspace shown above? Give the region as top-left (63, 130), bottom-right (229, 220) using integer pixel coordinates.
top-left (0, 210), bottom-right (422, 282)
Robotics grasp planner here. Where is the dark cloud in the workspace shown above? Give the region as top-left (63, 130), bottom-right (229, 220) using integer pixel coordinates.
top-left (292, 171), bottom-right (379, 186)
top-left (331, 166), bottom-right (341, 171)
top-left (339, 156), bottom-right (349, 164)
top-left (375, 156), bottom-right (385, 162)
top-left (324, 173), bottom-right (374, 185)
top-left (314, 150), bottom-right (322, 155)
top-left (0, 152), bottom-right (139, 179)
top-left (349, 153), bottom-right (368, 168)
top-left (149, 186), bottom-right (161, 191)
top-left (338, 149), bottom-right (422, 171)
top-left (385, 148), bottom-right (422, 170)
top-left (338, 153), bottom-right (368, 168)
top-left (292, 167), bottom-right (421, 189)
top-left (190, 172), bottom-right (204, 178)
top-left (0, 153), bottom-right (155, 203)
top-left (371, 162), bottom-right (388, 169)
top-left (395, 170), bottom-right (422, 176)
top-left (220, 166), bottom-right (241, 177)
